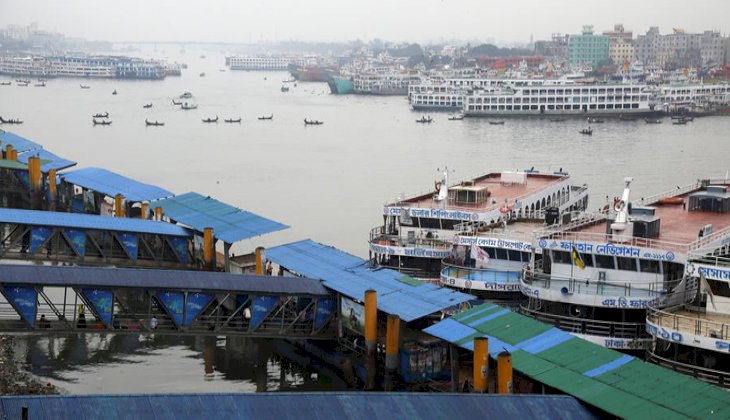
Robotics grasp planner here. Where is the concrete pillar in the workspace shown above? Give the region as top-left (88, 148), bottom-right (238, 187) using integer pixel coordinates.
top-left (473, 337), bottom-right (488, 393)
top-left (140, 203), bottom-right (149, 220)
top-left (204, 227), bottom-right (215, 271)
top-left (114, 194), bottom-right (125, 217)
top-left (255, 246), bottom-right (265, 275)
top-left (223, 242), bottom-right (231, 272)
top-left (497, 351), bottom-right (513, 394)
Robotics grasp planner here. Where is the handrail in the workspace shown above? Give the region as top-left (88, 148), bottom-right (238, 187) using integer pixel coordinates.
top-left (369, 227), bottom-right (451, 250)
top-left (524, 271), bottom-right (685, 299)
top-left (687, 253), bottom-right (730, 267)
top-left (520, 305), bottom-right (646, 339)
top-left (647, 304), bottom-right (730, 341)
top-left (635, 181), bottom-right (701, 206)
top-left (647, 350), bottom-right (730, 388)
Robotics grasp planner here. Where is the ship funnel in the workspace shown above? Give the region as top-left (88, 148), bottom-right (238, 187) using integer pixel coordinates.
top-left (610, 177), bottom-right (634, 238)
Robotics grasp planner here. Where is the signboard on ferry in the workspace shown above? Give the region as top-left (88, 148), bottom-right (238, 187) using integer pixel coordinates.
top-left (456, 236), bottom-right (532, 251)
top-left (369, 243), bottom-right (452, 259)
top-left (538, 238), bottom-right (685, 262)
top-left (384, 207), bottom-right (483, 221)
top-left (686, 262), bottom-right (730, 281)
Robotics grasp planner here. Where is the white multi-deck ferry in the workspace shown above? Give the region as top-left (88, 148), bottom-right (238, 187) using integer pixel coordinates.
top-left (0, 55), bottom-right (166, 79)
top-left (521, 177), bottom-right (730, 351)
top-left (369, 168), bottom-right (589, 281)
top-left (647, 250), bottom-right (730, 387)
top-left (657, 83), bottom-right (730, 115)
top-left (464, 83), bottom-right (659, 117)
top-left (352, 72), bottom-right (419, 95)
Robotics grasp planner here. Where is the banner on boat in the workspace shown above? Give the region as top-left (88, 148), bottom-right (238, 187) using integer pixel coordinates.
top-left (368, 243), bottom-right (451, 258)
top-left (538, 238), bottom-right (682, 262)
top-left (117, 233), bottom-right (138, 261)
top-left (168, 237), bottom-right (190, 264)
top-left (456, 236), bottom-right (532, 251)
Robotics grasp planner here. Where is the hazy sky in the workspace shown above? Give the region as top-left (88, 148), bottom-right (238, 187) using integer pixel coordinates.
top-left (1, 0), bottom-right (728, 44)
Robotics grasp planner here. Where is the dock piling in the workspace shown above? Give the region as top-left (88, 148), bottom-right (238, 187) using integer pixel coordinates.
top-left (140, 202), bottom-right (149, 220)
top-left (255, 246), bottom-right (265, 275)
top-left (48, 169), bottom-right (57, 211)
top-left (473, 337), bottom-right (488, 393)
top-left (384, 314), bottom-right (400, 391)
top-left (364, 289), bottom-right (377, 390)
top-left (204, 228), bottom-right (215, 271)
top-left (114, 194), bottom-right (125, 217)
top-left (497, 350), bottom-right (513, 394)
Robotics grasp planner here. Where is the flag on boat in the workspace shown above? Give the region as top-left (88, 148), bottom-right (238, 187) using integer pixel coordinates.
top-left (471, 245), bottom-right (489, 269)
top-left (572, 245), bottom-right (585, 270)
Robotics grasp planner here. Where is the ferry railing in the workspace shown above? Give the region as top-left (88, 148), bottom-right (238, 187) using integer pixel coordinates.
top-left (523, 271), bottom-right (685, 300)
top-left (686, 253), bottom-right (730, 268)
top-left (368, 226), bottom-right (451, 250)
top-left (647, 304), bottom-right (730, 341)
top-left (647, 351), bottom-right (730, 389)
top-left (634, 181), bottom-right (701, 206)
top-left (689, 224), bottom-right (730, 254)
top-left (519, 305), bottom-right (647, 339)
top-left (534, 227), bottom-right (691, 255)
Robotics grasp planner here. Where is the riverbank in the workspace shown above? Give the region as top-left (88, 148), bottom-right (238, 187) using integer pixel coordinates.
top-left (0, 336), bottom-right (58, 395)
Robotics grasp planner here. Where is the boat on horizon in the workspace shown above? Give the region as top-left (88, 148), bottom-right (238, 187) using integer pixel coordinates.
top-left (93, 118), bottom-right (112, 126)
top-left (416, 116), bottom-right (433, 124)
top-left (645, 118), bottom-right (663, 124)
top-left (181, 102), bottom-right (198, 110)
top-left (92, 112), bottom-right (109, 118)
top-left (224, 117), bottom-right (241, 123)
top-left (145, 119), bottom-right (165, 126)
top-left (579, 127), bottom-right (593, 135)
top-left (489, 120), bottom-right (505, 125)
top-left (258, 114), bottom-right (273, 120)
top-left (143, 103), bottom-right (153, 109)
top-left (202, 116), bottom-right (218, 123)
top-left (304, 118), bottom-right (323, 125)
top-left (80, 84), bottom-right (90, 89)
top-left (448, 114), bottom-right (464, 121)
top-left (0, 116), bottom-right (23, 124)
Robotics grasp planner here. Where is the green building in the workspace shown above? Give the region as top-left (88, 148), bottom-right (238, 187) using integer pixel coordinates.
top-left (569, 25), bottom-right (610, 66)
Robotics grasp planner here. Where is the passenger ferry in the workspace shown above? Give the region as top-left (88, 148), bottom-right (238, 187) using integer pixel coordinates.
top-left (657, 83), bottom-right (730, 115)
top-left (352, 72), bottom-right (419, 95)
top-left (647, 233), bottom-right (730, 387)
top-left (0, 55), bottom-right (166, 79)
top-left (521, 177), bottom-right (730, 351)
top-left (369, 168), bottom-right (589, 282)
top-left (463, 83), bottom-right (658, 117)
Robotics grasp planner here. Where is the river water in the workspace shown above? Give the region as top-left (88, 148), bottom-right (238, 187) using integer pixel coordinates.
top-left (1, 45), bottom-right (729, 393)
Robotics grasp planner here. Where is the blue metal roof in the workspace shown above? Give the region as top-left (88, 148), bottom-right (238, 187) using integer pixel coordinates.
top-left (0, 393), bottom-right (597, 420)
top-left (154, 192), bottom-right (288, 244)
top-left (0, 265), bottom-right (330, 296)
top-left (0, 130), bottom-right (43, 153)
top-left (17, 148), bottom-right (77, 172)
top-left (266, 240), bottom-right (473, 322)
top-left (0, 208), bottom-right (191, 237)
top-left (60, 167), bottom-right (174, 202)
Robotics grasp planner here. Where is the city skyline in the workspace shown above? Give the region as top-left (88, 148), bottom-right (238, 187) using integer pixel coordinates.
top-left (1, 0), bottom-right (728, 45)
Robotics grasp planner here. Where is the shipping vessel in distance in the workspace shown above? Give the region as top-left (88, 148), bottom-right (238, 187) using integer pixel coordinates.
top-left (521, 177), bottom-right (730, 352)
top-left (369, 168), bottom-right (589, 284)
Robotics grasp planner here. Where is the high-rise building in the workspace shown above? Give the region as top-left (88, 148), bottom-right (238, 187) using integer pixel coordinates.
top-left (568, 26), bottom-right (610, 66)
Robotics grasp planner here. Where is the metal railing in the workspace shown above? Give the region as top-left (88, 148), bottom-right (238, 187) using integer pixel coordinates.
top-left (647, 304), bottom-right (730, 341)
top-left (523, 271), bottom-right (681, 300)
top-left (647, 351), bottom-right (730, 389)
top-left (687, 253), bottom-right (730, 268)
top-left (636, 181), bottom-right (701, 206)
top-left (440, 262), bottom-right (522, 284)
top-left (368, 226), bottom-right (451, 250)
top-left (520, 305), bottom-right (647, 339)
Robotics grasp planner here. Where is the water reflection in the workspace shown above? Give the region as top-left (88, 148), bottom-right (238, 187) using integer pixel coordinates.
top-left (17, 334), bottom-right (348, 394)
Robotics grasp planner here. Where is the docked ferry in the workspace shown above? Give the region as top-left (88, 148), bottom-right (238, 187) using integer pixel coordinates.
top-left (521, 177), bottom-right (730, 351)
top-left (369, 168), bottom-right (589, 282)
top-left (647, 240), bottom-right (730, 387)
top-left (463, 83), bottom-right (658, 117)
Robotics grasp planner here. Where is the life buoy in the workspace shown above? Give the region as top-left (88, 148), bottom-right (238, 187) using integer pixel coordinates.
top-left (614, 199), bottom-right (625, 211)
top-left (434, 181), bottom-right (442, 192)
top-left (499, 204), bottom-right (512, 214)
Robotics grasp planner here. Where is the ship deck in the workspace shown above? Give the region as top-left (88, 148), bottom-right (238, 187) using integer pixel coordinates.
top-left (476, 221), bottom-right (546, 243)
top-left (396, 173), bottom-right (564, 213)
top-left (576, 188), bottom-right (730, 245)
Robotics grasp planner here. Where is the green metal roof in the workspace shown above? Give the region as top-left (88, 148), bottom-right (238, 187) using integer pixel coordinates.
top-left (0, 159), bottom-right (28, 170)
top-left (424, 303), bottom-right (730, 419)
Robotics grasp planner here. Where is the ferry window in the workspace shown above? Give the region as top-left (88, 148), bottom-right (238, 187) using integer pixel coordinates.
top-left (508, 250), bottom-right (522, 261)
top-left (440, 220), bottom-right (458, 230)
top-left (617, 257), bottom-right (637, 271)
top-left (595, 254), bottom-right (615, 269)
top-left (521, 251), bottom-right (531, 262)
top-left (531, 105), bottom-right (538, 110)
top-left (552, 250), bottom-right (571, 264)
top-left (639, 259), bottom-right (660, 273)
top-left (522, 105), bottom-right (529, 110)
top-left (580, 253), bottom-right (594, 267)
top-left (598, 104), bottom-right (605, 109)
top-left (496, 248), bottom-right (508, 260)
top-left (589, 105), bottom-right (596, 109)
top-left (485, 247), bottom-right (496, 259)
top-left (706, 279), bottom-right (730, 298)
top-left (632, 103), bottom-right (639, 108)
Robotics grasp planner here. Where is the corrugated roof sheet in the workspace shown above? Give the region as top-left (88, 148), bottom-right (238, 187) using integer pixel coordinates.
top-left (0, 159), bottom-right (28, 170)
top-left (0, 393), bottom-right (597, 420)
top-left (0, 208), bottom-right (191, 237)
top-left (60, 167), bottom-right (173, 202)
top-left (0, 264), bottom-right (330, 296)
top-left (17, 148), bottom-right (77, 172)
top-left (0, 130), bottom-right (43, 153)
top-left (154, 192), bottom-right (288, 243)
top-left (266, 240), bottom-right (473, 322)
top-left (424, 303), bottom-right (730, 419)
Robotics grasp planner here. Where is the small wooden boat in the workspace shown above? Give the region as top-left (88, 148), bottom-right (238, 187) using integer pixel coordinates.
top-left (112, 89), bottom-right (117, 95)
top-left (645, 118), bottom-right (662, 124)
top-left (80, 84), bottom-right (90, 89)
top-left (0, 81), bottom-right (11, 86)
top-left (671, 115), bottom-right (694, 122)
top-left (0, 116), bottom-right (23, 124)
top-left (16, 81), bottom-right (29, 86)
top-left (448, 114), bottom-right (464, 121)
top-left (579, 127), bottom-right (593, 135)
top-left (93, 118), bottom-right (112, 125)
top-left (199, 72), bottom-right (206, 77)
top-left (672, 119), bottom-right (688, 125)
top-left (258, 114), bottom-right (273, 120)
top-left (202, 116), bottom-right (219, 123)
top-left (224, 117), bottom-right (242, 123)
top-left (92, 112), bottom-right (109, 118)
top-left (489, 120), bottom-right (505, 125)
top-left (172, 99), bottom-right (182, 105)
top-left (586, 117), bottom-right (604, 124)
top-left (179, 92), bottom-right (193, 99)
top-left (181, 102), bottom-right (198, 110)
top-left (416, 116), bottom-right (433, 124)
top-left (304, 118), bottom-right (323, 125)
top-left (145, 119), bottom-right (165, 126)
top-left (34, 81), bottom-right (46, 87)
top-left (143, 103), bottom-right (153, 109)
top-left (281, 86), bottom-right (290, 92)
top-left (657, 197), bottom-right (685, 205)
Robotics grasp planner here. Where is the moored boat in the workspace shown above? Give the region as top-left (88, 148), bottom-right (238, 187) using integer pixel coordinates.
top-left (258, 114), bottom-right (273, 120)
top-left (181, 102), bottom-right (198, 110)
top-left (92, 118), bottom-right (112, 125)
top-left (202, 116), bottom-right (219, 123)
top-left (92, 112), bottom-right (109, 118)
top-left (145, 119), bottom-right (165, 126)
top-left (489, 120), bottom-right (505, 125)
top-left (579, 127), bottom-right (593, 135)
top-left (416, 116), bottom-right (433, 124)
top-left (304, 118), bottom-right (323, 125)
top-left (0, 116), bottom-right (23, 124)
top-left (143, 103), bottom-right (153, 109)
top-left (224, 117), bottom-right (242, 123)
